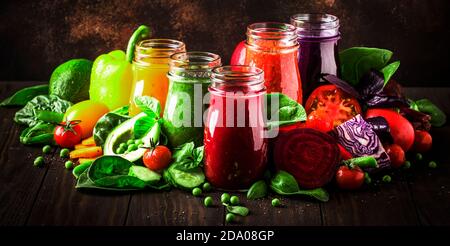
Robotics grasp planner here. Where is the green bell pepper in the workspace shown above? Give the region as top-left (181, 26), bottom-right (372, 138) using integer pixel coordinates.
top-left (89, 25), bottom-right (151, 111)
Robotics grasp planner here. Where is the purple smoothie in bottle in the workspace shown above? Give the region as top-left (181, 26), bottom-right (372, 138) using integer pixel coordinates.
top-left (291, 14), bottom-right (340, 98)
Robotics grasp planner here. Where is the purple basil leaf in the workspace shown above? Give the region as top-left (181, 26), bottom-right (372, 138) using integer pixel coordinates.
top-left (321, 74), bottom-right (360, 98)
top-left (356, 69), bottom-right (385, 100)
top-left (400, 107), bottom-right (432, 131)
top-left (366, 94), bottom-right (409, 108)
top-left (365, 116), bottom-right (393, 143)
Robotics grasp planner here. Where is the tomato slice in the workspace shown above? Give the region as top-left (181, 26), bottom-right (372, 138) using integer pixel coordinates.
top-left (305, 85), bottom-right (361, 127)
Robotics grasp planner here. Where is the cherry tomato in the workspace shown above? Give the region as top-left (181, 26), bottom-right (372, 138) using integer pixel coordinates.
top-left (412, 130), bottom-right (432, 153)
top-left (54, 121), bottom-right (83, 148)
top-left (305, 85), bottom-right (361, 127)
top-left (305, 112), bottom-right (334, 132)
top-left (64, 100), bottom-right (109, 138)
top-left (230, 40), bottom-right (246, 65)
top-left (365, 108), bottom-right (415, 151)
top-left (338, 144), bottom-right (353, 160)
top-left (143, 145), bottom-right (172, 171)
top-left (335, 165), bottom-right (365, 190)
top-left (385, 144), bottom-right (406, 168)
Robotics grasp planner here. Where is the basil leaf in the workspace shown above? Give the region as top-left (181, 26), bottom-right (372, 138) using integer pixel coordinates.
top-left (0, 84), bottom-right (48, 107)
top-left (247, 180), bottom-right (268, 200)
top-left (226, 205), bottom-right (249, 217)
top-left (172, 142), bottom-right (195, 162)
top-left (14, 95), bottom-right (72, 127)
top-left (381, 61), bottom-right (400, 86)
top-left (415, 99), bottom-right (447, 127)
top-left (295, 188), bottom-right (330, 202)
top-left (19, 122), bottom-right (55, 145)
top-left (134, 115), bottom-right (157, 139)
top-left (265, 93), bottom-right (307, 129)
top-left (340, 47), bottom-right (392, 86)
top-left (134, 96), bottom-right (161, 117)
top-left (93, 106), bottom-right (130, 146)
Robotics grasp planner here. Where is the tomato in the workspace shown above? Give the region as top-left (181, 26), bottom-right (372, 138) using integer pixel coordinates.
top-left (54, 121), bottom-right (83, 148)
top-left (230, 40), bottom-right (246, 65)
top-left (305, 85), bottom-right (361, 127)
top-left (143, 145), bottom-right (172, 171)
top-left (338, 144), bottom-right (353, 160)
top-left (385, 144), bottom-right (405, 168)
top-left (335, 165), bottom-right (365, 190)
top-left (365, 108), bottom-right (415, 151)
top-left (412, 130), bottom-right (432, 153)
top-left (64, 100), bottom-right (109, 139)
top-left (305, 112), bottom-right (334, 132)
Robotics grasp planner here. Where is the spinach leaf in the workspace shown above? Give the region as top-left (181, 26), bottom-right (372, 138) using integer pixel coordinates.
top-left (415, 99), bottom-right (447, 127)
top-left (381, 61), bottom-right (400, 86)
top-left (270, 171), bottom-right (329, 202)
top-left (340, 47), bottom-right (392, 86)
top-left (246, 180), bottom-right (268, 200)
top-left (19, 122), bottom-right (55, 145)
top-left (14, 95), bottom-right (72, 126)
top-left (93, 105), bottom-right (130, 146)
top-left (134, 96), bottom-right (161, 117)
top-left (72, 161), bottom-right (93, 179)
top-left (36, 110), bottom-right (64, 124)
top-left (225, 205), bottom-right (249, 216)
top-left (0, 84), bottom-right (48, 107)
top-left (265, 93), bottom-right (307, 129)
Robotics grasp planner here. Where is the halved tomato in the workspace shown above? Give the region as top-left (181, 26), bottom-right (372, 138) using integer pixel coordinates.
top-left (305, 85), bottom-right (361, 127)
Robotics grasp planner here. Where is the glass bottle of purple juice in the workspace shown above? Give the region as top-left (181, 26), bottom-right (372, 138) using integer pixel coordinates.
top-left (291, 14), bottom-right (340, 98)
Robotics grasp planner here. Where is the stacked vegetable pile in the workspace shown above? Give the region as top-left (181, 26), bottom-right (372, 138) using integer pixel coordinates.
top-left (0, 28), bottom-right (447, 223)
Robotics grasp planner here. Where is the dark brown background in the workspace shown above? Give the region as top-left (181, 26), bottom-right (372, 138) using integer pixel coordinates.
top-left (1, 0), bottom-right (449, 86)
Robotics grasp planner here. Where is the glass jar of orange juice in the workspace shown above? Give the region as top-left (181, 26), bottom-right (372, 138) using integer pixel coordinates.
top-left (129, 39), bottom-right (186, 116)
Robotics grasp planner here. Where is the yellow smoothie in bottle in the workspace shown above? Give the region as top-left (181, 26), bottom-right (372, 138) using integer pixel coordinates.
top-left (129, 39), bottom-right (186, 116)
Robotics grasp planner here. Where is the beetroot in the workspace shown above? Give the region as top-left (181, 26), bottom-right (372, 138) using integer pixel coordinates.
top-left (273, 128), bottom-right (340, 189)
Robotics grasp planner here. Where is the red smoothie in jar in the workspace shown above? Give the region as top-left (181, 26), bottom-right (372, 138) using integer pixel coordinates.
top-left (204, 66), bottom-right (268, 189)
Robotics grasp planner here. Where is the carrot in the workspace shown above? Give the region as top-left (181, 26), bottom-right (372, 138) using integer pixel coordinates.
top-left (69, 146), bottom-right (102, 159)
top-left (74, 144), bottom-right (91, 150)
top-left (78, 157), bottom-right (97, 164)
top-left (81, 136), bottom-right (96, 146)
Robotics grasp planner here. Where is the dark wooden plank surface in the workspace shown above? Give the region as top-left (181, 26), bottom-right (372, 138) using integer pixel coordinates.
top-left (0, 82), bottom-right (449, 226)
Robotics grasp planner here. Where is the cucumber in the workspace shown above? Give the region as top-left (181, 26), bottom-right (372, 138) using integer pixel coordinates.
top-left (128, 166), bottom-right (161, 184)
top-left (167, 166), bottom-right (205, 190)
top-left (104, 112), bottom-right (160, 162)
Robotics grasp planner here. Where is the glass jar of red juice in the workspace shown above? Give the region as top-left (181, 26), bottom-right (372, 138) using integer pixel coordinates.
top-left (204, 66), bottom-right (268, 190)
top-left (244, 22), bottom-right (302, 104)
top-left (291, 14), bottom-right (340, 98)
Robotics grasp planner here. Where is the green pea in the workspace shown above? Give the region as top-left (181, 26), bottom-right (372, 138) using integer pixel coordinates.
top-left (116, 147), bottom-right (125, 154)
top-left (382, 175), bottom-right (392, 183)
top-left (33, 156), bottom-right (44, 167)
top-left (364, 172), bottom-right (372, 184)
top-left (135, 139), bottom-right (143, 145)
top-left (65, 160), bottom-right (74, 169)
top-left (230, 196), bottom-right (239, 205)
top-left (403, 160), bottom-right (411, 169)
top-left (192, 187), bottom-right (202, 197)
top-left (127, 144), bottom-right (137, 152)
top-left (204, 196), bottom-right (213, 207)
top-left (60, 148), bottom-right (70, 158)
top-left (428, 161), bottom-right (437, 169)
top-left (202, 182), bottom-right (212, 192)
top-left (225, 213), bottom-right (235, 223)
top-left (221, 193), bottom-right (230, 203)
top-left (42, 145), bottom-right (52, 154)
top-left (415, 153), bottom-right (423, 161)
top-left (138, 143), bottom-right (144, 148)
top-left (126, 139), bottom-right (134, 145)
top-left (119, 143), bottom-right (127, 149)
top-left (271, 198), bottom-right (281, 207)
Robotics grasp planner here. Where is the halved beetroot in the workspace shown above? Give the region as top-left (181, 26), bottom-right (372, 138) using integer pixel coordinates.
top-left (273, 128), bottom-right (340, 189)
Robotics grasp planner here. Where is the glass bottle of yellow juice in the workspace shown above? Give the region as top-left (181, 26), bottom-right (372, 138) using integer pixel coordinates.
top-left (129, 39), bottom-right (186, 116)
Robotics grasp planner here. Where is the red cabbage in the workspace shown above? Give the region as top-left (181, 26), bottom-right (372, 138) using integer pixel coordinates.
top-left (330, 114), bottom-right (391, 171)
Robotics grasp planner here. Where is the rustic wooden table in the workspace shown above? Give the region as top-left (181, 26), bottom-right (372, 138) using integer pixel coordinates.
top-left (1, 82), bottom-right (449, 226)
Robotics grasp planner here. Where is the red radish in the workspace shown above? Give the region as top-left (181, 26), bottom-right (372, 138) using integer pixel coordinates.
top-left (273, 128), bottom-right (340, 189)
top-left (365, 108), bottom-right (415, 151)
top-left (412, 130), bottom-right (432, 153)
top-left (385, 144), bottom-right (406, 168)
top-left (335, 166), bottom-right (365, 190)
